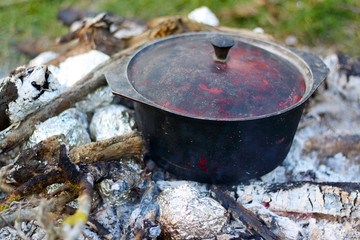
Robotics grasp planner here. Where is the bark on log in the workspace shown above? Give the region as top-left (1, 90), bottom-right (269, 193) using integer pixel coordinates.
top-left (70, 131), bottom-right (145, 164)
top-left (8, 131), bottom-right (144, 184)
top-left (237, 182), bottom-right (360, 218)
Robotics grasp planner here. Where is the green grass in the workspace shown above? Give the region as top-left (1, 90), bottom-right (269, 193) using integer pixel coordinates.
top-left (0, 0), bottom-right (359, 72)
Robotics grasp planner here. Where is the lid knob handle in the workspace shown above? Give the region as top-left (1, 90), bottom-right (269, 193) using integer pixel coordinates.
top-left (210, 36), bottom-right (235, 62)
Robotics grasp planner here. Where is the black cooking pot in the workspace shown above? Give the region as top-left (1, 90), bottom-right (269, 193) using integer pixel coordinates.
top-left (105, 32), bottom-right (329, 184)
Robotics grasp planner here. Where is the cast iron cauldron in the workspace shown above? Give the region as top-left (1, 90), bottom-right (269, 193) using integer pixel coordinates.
top-left (105, 32), bottom-right (329, 184)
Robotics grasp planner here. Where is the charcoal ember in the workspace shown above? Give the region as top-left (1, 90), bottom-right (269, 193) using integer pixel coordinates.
top-left (0, 76), bottom-right (18, 131)
top-left (50, 50), bottom-right (109, 87)
top-left (27, 108), bottom-right (90, 148)
top-left (90, 204), bottom-right (122, 238)
top-left (96, 182), bottom-right (160, 239)
top-left (245, 202), bottom-right (304, 240)
top-left (337, 53), bottom-right (360, 80)
top-left (89, 105), bottom-right (135, 141)
top-left (97, 162), bottom-right (146, 206)
top-left (1, 65), bottom-right (63, 130)
top-left (75, 86), bottom-right (114, 113)
top-left (157, 184), bottom-right (228, 239)
top-left (120, 183), bottom-right (160, 239)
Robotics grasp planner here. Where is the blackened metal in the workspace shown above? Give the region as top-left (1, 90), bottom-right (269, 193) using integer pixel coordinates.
top-left (135, 100), bottom-right (304, 184)
top-left (210, 36), bottom-right (235, 61)
top-left (105, 32), bottom-right (329, 184)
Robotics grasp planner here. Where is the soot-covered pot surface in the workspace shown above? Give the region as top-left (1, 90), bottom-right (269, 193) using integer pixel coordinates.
top-left (106, 32), bottom-right (329, 184)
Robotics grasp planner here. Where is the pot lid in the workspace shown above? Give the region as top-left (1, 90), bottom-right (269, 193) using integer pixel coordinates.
top-left (128, 33), bottom-right (305, 119)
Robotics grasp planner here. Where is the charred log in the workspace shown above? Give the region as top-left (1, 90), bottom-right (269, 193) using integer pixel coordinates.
top-left (210, 185), bottom-right (280, 240)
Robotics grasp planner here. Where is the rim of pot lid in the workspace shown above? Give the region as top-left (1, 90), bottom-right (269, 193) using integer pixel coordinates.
top-left (127, 32), bottom-right (306, 120)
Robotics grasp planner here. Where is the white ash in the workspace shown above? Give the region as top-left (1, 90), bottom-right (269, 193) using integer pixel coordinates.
top-left (27, 108), bottom-right (90, 148)
top-left (7, 65), bottom-right (63, 124)
top-left (246, 202), bottom-right (304, 240)
top-left (51, 50), bottom-right (109, 87)
top-left (75, 85), bottom-right (114, 113)
top-left (89, 104), bottom-right (135, 141)
top-left (258, 166), bottom-right (288, 183)
top-left (237, 182), bottom-right (360, 218)
top-left (28, 51), bottom-right (59, 66)
top-left (102, 182), bottom-right (160, 239)
top-left (305, 218), bottom-right (360, 240)
top-left (188, 6), bottom-right (219, 26)
top-left (90, 204), bottom-right (122, 238)
top-left (157, 184), bottom-right (228, 239)
top-left (0, 221), bottom-right (46, 240)
top-left (156, 180), bottom-right (209, 195)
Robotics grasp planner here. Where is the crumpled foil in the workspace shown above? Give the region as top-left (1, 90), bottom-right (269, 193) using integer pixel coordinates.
top-left (97, 161), bottom-right (145, 206)
top-left (7, 65), bottom-right (64, 123)
top-left (27, 108), bottom-right (91, 148)
top-left (75, 85), bottom-right (114, 113)
top-left (89, 104), bottom-right (135, 141)
top-left (157, 184), bottom-right (228, 239)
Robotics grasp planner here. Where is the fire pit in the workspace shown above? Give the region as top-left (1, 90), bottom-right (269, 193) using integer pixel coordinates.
top-left (0, 13), bottom-right (359, 240)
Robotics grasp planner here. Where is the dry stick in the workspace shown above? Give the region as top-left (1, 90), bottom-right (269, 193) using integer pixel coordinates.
top-left (210, 185), bottom-right (280, 240)
top-left (70, 131), bottom-right (145, 164)
top-left (0, 170), bottom-right (64, 212)
top-left (62, 173), bottom-right (94, 240)
top-left (8, 132), bottom-right (143, 184)
top-left (0, 191), bottom-right (74, 229)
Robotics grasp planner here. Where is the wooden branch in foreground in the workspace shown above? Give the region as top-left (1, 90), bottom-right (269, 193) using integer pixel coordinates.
top-left (210, 185), bottom-right (280, 240)
top-left (8, 131), bottom-right (145, 184)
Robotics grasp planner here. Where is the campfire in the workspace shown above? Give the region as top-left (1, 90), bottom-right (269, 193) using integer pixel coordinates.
top-left (0, 8), bottom-right (360, 240)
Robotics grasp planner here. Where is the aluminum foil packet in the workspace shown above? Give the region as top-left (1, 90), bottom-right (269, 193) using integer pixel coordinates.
top-left (157, 184), bottom-right (228, 239)
top-left (89, 104), bottom-right (135, 141)
top-left (27, 108), bottom-right (91, 148)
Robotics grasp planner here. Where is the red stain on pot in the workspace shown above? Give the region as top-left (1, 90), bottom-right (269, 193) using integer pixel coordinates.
top-left (276, 137), bottom-right (285, 144)
top-left (198, 157), bottom-right (208, 171)
top-left (198, 83), bottom-right (223, 94)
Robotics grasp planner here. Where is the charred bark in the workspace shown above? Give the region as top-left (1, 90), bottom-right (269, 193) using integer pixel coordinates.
top-left (210, 185), bottom-right (280, 240)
